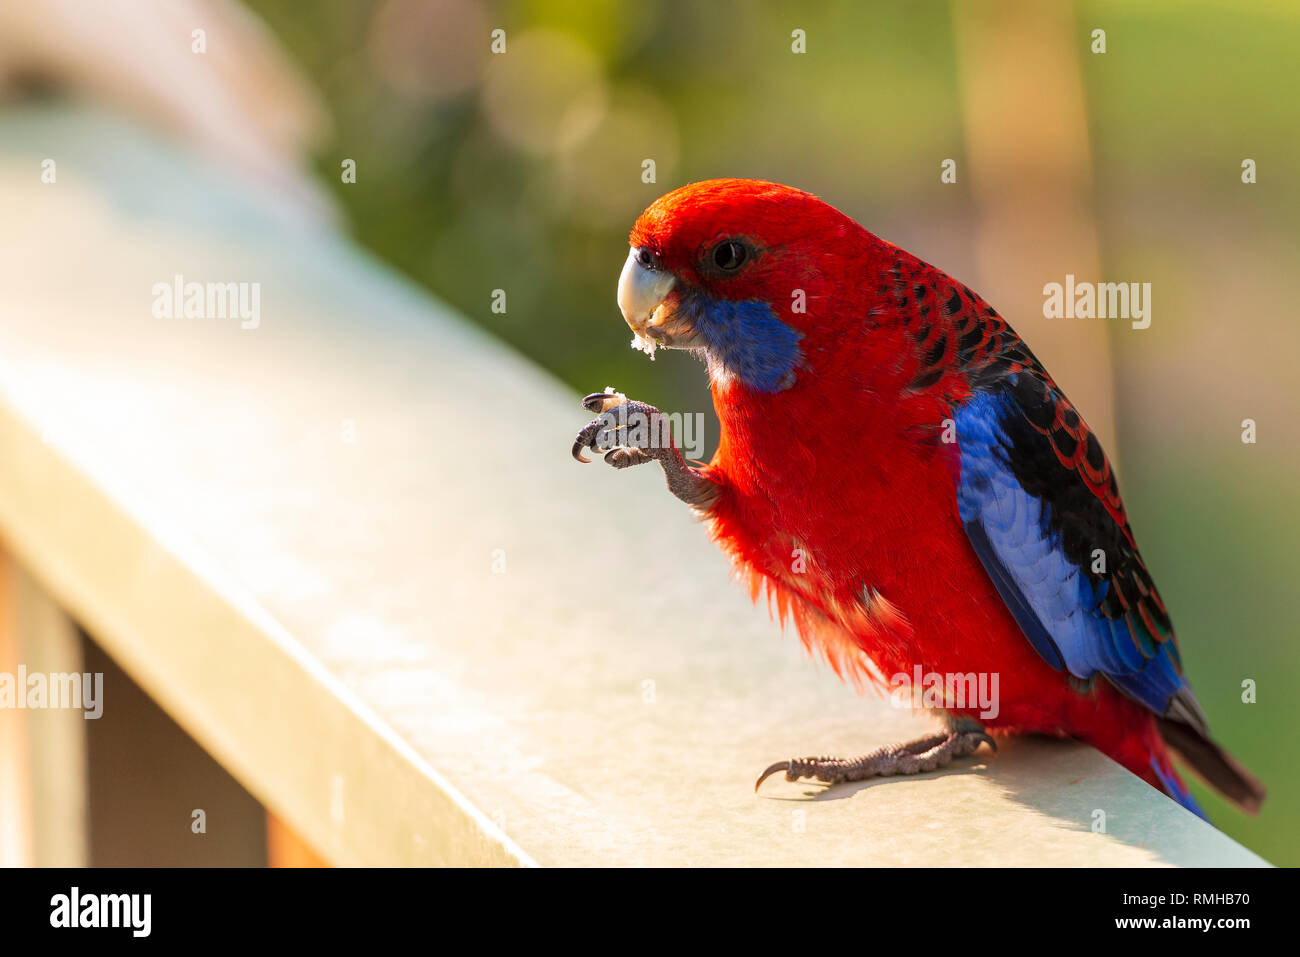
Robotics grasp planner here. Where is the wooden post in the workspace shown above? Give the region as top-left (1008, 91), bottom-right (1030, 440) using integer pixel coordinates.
top-left (952, 0), bottom-right (1117, 450)
top-left (0, 544), bottom-right (89, 866)
top-left (0, 545), bottom-right (33, 867)
top-left (267, 812), bottom-right (330, 867)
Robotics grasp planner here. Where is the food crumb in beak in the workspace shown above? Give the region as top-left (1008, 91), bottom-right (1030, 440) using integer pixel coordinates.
top-left (631, 332), bottom-right (658, 359)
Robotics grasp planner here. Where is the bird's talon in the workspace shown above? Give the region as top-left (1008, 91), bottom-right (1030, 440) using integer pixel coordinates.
top-left (755, 729), bottom-right (992, 792)
top-left (581, 390), bottom-right (628, 414)
top-left (572, 413), bottom-right (625, 463)
top-left (572, 391), bottom-right (657, 465)
top-left (754, 760), bottom-right (792, 792)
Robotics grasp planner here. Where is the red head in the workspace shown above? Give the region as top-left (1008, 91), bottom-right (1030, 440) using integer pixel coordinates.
top-left (618, 179), bottom-right (895, 392)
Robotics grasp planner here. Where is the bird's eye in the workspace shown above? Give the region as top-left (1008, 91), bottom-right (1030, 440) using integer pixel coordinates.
top-left (711, 240), bottom-right (748, 272)
top-left (634, 247), bottom-right (658, 269)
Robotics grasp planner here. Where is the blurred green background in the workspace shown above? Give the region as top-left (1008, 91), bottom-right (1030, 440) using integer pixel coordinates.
top-left (248, 0), bottom-right (1298, 863)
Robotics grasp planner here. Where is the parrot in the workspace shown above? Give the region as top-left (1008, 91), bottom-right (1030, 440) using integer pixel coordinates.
top-left (571, 178), bottom-right (1264, 820)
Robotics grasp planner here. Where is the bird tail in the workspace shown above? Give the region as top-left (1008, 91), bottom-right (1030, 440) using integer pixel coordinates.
top-left (1157, 717), bottom-right (1266, 815)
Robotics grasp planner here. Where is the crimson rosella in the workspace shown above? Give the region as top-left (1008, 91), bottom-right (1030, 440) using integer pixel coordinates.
top-left (571, 179), bottom-right (1263, 819)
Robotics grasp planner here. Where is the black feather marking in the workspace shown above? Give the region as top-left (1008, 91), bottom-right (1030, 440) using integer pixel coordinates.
top-left (911, 366), bottom-right (945, 391)
top-left (923, 333), bottom-right (949, 368)
top-left (1054, 429), bottom-right (1078, 460)
top-left (1085, 432), bottom-right (1105, 472)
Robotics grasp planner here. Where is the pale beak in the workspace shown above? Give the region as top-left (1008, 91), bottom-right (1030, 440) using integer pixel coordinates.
top-left (617, 248), bottom-right (685, 352)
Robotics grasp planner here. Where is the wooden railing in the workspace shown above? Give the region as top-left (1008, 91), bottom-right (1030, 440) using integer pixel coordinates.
top-left (0, 105), bottom-right (1268, 866)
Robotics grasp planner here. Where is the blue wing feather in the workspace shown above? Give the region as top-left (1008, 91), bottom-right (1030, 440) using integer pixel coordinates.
top-left (954, 380), bottom-right (1202, 729)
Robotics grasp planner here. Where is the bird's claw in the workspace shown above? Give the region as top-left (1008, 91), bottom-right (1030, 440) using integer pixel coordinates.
top-left (571, 411), bottom-right (623, 463)
top-left (581, 390), bottom-right (628, 414)
top-left (754, 760), bottom-right (796, 791)
top-left (570, 388), bottom-right (716, 508)
top-left (571, 389), bottom-right (654, 465)
top-left (754, 729), bottom-right (995, 791)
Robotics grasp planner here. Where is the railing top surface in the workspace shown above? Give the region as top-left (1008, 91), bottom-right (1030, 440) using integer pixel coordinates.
top-left (0, 106), bottom-right (1268, 866)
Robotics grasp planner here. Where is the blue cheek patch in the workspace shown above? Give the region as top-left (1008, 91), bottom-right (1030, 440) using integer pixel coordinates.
top-left (678, 294), bottom-right (803, 392)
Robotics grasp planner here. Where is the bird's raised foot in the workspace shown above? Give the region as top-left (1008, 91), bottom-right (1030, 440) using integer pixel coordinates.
top-left (570, 390), bottom-right (663, 465)
top-left (570, 389), bottom-right (718, 508)
top-left (754, 728), bottom-right (996, 791)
